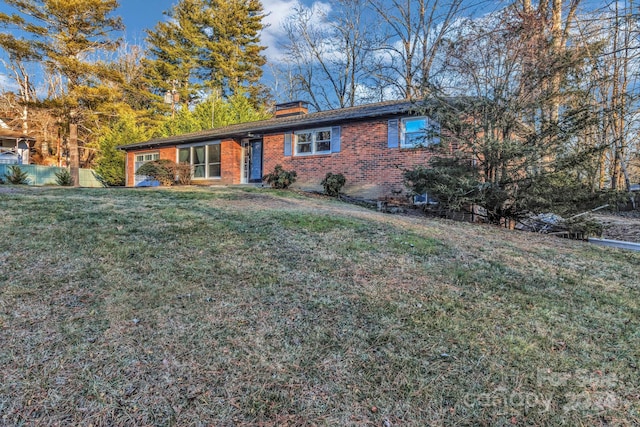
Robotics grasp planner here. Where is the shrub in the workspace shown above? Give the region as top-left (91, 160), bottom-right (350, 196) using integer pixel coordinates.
top-left (321, 172), bottom-right (346, 197)
top-left (55, 168), bottom-right (73, 186)
top-left (135, 159), bottom-right (177, 186)
top-left (5, 165), bottom-right (30, 185)
top-left (563, 216), bottom-right (603, 239)
top-left (263, 165), bottom-right (297, 189)
top-left (175, 162), bottom-right (193, 185)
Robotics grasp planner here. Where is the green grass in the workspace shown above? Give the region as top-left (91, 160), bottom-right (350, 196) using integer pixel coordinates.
top-left (0, 186), bottom-right (638, 426)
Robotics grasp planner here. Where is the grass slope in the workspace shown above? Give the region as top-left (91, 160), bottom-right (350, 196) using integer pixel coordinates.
top-left (0, 187), bottom-right (638, 426)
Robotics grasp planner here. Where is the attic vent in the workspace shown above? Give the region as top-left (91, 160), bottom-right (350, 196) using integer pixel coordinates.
top-left (275, 101), bottom-right (309, 118)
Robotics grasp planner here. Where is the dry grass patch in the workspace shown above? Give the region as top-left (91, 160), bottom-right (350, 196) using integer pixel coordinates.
top-left (0, 186), bottom-right (638, 426)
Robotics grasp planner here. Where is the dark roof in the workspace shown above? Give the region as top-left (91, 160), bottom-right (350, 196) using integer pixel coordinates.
top-left (0, 128), bottom-right (36, 141)
top-left (118, 99), bottom-right (423, 151)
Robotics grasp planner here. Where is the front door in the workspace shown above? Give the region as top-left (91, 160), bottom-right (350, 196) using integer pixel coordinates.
top-left (247, 139), bottom-right (263, 183)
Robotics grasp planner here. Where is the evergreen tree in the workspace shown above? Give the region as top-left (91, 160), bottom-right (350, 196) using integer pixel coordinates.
top-left (0, 0), bottom-right (123, 185)
top-left (404, 10), bottom-right (604, 225)
top-left (143, 0), bottom-right (267, 111)
top-left (142, 0), bottom-right (201, 107)
top-left (197, 0), bottom-right (267, 100)
top-left (153, 92), bottom-right (270, 137)
top-left (94, 112), bottom-right (151, 186)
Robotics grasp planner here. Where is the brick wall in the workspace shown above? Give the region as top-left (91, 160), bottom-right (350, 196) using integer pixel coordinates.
top-left (125, 139), bottom-right (242, 186)
top-left (124, 118), bottom-right (441, 198)
top-left (219, 139), bottom-right (241, 185)
top-left (263, 118), bottom-right (437, 200)
top-left (125, 146), bottom-right (176, 186)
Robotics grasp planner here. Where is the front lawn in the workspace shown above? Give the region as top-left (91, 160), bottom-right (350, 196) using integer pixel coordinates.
top-left (0, 187), bottom-right (638, 425)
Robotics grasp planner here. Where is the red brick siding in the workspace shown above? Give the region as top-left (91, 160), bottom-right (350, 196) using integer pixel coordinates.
top-left (125, 146), bottom-right (176, 186)
top-left (124, 118), bottom-right (442, 198)
top-left (179, 138), bottom-right (241, 186)
top-left (125, 139), bottom-right (242, 186)
top-left (274, 106), bottom-right (308, 117)
top-left (263, 119), bottom-right (436, 199)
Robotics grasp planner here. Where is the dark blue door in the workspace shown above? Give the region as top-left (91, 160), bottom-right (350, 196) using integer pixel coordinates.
top-left (249, 140), bottom-right (262, 182)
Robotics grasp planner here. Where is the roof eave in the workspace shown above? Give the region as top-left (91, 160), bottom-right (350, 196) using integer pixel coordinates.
top-left (118, 100), bottom-right (419, 151)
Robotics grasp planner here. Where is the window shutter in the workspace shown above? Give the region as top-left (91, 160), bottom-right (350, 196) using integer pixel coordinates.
top-left (331, 126), bottom-right (341, 153)
top-left (284, 132), bottom-right (292, 156)
top-left (387, 119), bottom-right (399, 148)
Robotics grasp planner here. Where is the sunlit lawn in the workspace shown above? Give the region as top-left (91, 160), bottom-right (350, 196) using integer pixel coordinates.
top-left (0, 186), bottom-right (638, 426)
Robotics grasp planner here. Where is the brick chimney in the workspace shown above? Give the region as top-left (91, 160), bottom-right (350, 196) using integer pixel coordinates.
top-left (274, 101), bottom-right (309, 118)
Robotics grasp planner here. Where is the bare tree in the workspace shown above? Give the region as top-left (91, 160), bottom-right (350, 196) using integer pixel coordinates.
top-left (368, 0), bottom-right (464, 99)
top-left (573, 0), bottom-right (640, 190)
top-left (279, 0), bottom-right (378, 110)
top-left (0, 59), bottom-right (37, 134)
top-left (512, 0), bottom-right (582, 136)
top-left (406, 8), bottom-right (602, 226)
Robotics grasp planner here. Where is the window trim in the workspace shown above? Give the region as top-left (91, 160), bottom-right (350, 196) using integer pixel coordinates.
top-left (400, 116), bottom-right (438, 148)
top-left (134, 151), bottom-right (160, 186)
top-left (177, 141), bottom-right (222, 179)
top-left (135, 152), bottom-right (160, 164)
top-left (413, 192), bottom-right (438, 205)
top-left (294, 128), bottom-right (332, 156)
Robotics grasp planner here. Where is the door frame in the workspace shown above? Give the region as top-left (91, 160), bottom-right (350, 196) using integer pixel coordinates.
top-left (241, 138), bottom-right (263, 184)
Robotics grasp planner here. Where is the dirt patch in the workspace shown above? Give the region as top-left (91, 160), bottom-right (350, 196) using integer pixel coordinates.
top-left (594, 212), bottom-right (640, 243)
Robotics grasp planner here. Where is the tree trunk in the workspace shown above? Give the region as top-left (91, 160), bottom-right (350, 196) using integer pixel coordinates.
top-left (549, 0), bottom-right (563, 129)
top-left (69, 122), bottom-right (80, 187)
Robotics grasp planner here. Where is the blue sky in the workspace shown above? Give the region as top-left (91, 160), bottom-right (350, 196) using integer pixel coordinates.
top-left (117, 0), bottom-right (178, 42)
top-left (0, 0), bottom-right (294, 63)
top-left (116, 0), bottom-right (293, 45)
top-left (0, 1), bottom-right (177, 41)
top-left (0, 0), bottom-right (295, 92)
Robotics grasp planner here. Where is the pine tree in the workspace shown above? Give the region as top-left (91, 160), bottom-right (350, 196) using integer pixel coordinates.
top-left (0, 0), bottom-right (123, 186)
top-left (143, 0), bottom-right (267, 110)
top-left (196, 0), bottom-right (267, 100)
top-left (95, 112), bottom-right (150, 186)
top-left (143, 0), bottom-right (202, 107)
top-left (153, 92), bottom-right (270, 137)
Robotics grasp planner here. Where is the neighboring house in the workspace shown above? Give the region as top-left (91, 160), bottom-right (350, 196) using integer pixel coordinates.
top-left (118, 100), bottom-right (445, 199)
top-left (0, 119), bottom-right (35, 165)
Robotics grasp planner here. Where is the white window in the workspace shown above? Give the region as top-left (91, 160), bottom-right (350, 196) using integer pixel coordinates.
top-left (413, 192), bottom-right (438, 205)
top-left (295, 128), bottom-right (332, 155)
top-left (178, 143), bottom-right (221, 179)
top-left (134, 152), bottom-right (160, 186)
top-left (401, 117), bottom-right (439, 148)
top-left (135, 152), bottom-right (160, 164)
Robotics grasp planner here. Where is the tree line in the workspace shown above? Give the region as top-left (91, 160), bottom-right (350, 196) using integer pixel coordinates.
top-left (0, 0), bottom-right (268, 185)
top-left (0, 0), bottom-right (638, 202)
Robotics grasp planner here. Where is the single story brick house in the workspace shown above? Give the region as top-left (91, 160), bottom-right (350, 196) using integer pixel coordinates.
top-left (118, 99), bottom-right (446, 199)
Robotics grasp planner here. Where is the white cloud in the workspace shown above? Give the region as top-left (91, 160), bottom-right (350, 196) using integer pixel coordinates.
top-left (261, 0), bottom-right (299, 61)
top-left (260, 0), bottom-right (333, 62)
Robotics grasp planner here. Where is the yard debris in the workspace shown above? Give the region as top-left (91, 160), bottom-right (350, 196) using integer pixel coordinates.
top-left (516, 213), bottom-right (564, 233)
top-left (517, 212), bottom-right (603, 240)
